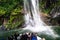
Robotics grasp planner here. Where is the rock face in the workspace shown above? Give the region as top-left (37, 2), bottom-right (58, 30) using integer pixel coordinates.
top-left (49, 6), bottom-right (60, 26)
top-left (40, 13), bottom-right (51, 25)
top-left (0, 25), bottom-right (6, 31)
top-left (41, 6), bottom-right (60, 26)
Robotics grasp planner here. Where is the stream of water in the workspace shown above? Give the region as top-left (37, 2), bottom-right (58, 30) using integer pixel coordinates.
top-left (23, 0), bottom-right (59, 38)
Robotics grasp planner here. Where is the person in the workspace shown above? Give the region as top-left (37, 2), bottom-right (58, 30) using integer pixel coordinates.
top-left (11, 35), bottom-right (14, 40)
top-left (27, 33), bottom-right (31, 40)
top-left (20, 33), bottom-right (28, 40)
top-left (14, 32), bottom-right (19, 40)
top-left (17, 34), bottom-right (22, 40)
top-left (7, 37), bottom-right (10, 40)
top-left (31, 33), bottom-right (37, 40)
top-left (37, 36), bottom-right (42, 40)
top-left (42, 38), bottom-right (45, 40)
top-left (7, 35), bottom-right (13, 40)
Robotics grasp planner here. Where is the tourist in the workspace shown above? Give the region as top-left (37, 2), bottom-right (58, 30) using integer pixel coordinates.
top-left (17, 34), bottom-right (22, 40)
top-left (28, 33), bottom-right (31, 40)
top-left (7, 37), bottom-right (10, 40)
top-left (42, 38), bottom-right (46, 40)
top-left (14, 32), bottom-right (19, 40)
top-left (11, 35), bottom-right (14, 40)
top-left (7, 35), bottom-right (13, 40)
top-left (31, 33), bottom-right (37, 40)
top-left (37, 36), bottom-right (42, 40)
top-left (20, 33), bottom-right (28, 40)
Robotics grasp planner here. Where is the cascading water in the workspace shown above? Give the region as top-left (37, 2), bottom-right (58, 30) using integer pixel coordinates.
top-left (23, 0), bottom-right (58, 37)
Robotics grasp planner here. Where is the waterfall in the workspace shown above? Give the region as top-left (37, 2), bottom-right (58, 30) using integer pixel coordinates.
top-left (23, 0), bottom-right (58, 37)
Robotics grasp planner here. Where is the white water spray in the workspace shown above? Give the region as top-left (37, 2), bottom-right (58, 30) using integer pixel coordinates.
top-left (23, 0), bottom-right (58, 37)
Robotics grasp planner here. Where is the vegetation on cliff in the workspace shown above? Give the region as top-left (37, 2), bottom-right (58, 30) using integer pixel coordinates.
top-left (0, 0), bottom-right (24, 30)
top-left (40, 0), bottom-right (60, 26)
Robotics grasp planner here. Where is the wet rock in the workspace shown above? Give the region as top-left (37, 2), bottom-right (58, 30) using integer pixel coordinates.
top-left (40, 13), bottom-right (51, 25)
top-left (0, 25), bottom-right (6, 31)
top-left (49, 6), bottom-right (60, 26)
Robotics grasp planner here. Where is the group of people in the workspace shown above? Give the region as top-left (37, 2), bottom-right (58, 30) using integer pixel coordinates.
top-left (20, 32), bottom-right (37, 40)
top-left (7, 32), bottom-right (45, 40)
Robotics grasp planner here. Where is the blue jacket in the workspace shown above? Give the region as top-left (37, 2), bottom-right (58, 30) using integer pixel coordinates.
top-left (31, 35), bottom-right (37, 40)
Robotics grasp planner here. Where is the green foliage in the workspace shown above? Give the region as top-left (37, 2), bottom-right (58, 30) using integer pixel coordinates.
top-left (0, 0), bottom-right (23, 15)
top-left (6, 14), bottom-right (24, 29)
top-left (0, 0), bottom-right (24, 29)
top-left (40, 0), bottom-right (60, 14)
top-left (11, 5), bottom-right (23, 15)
